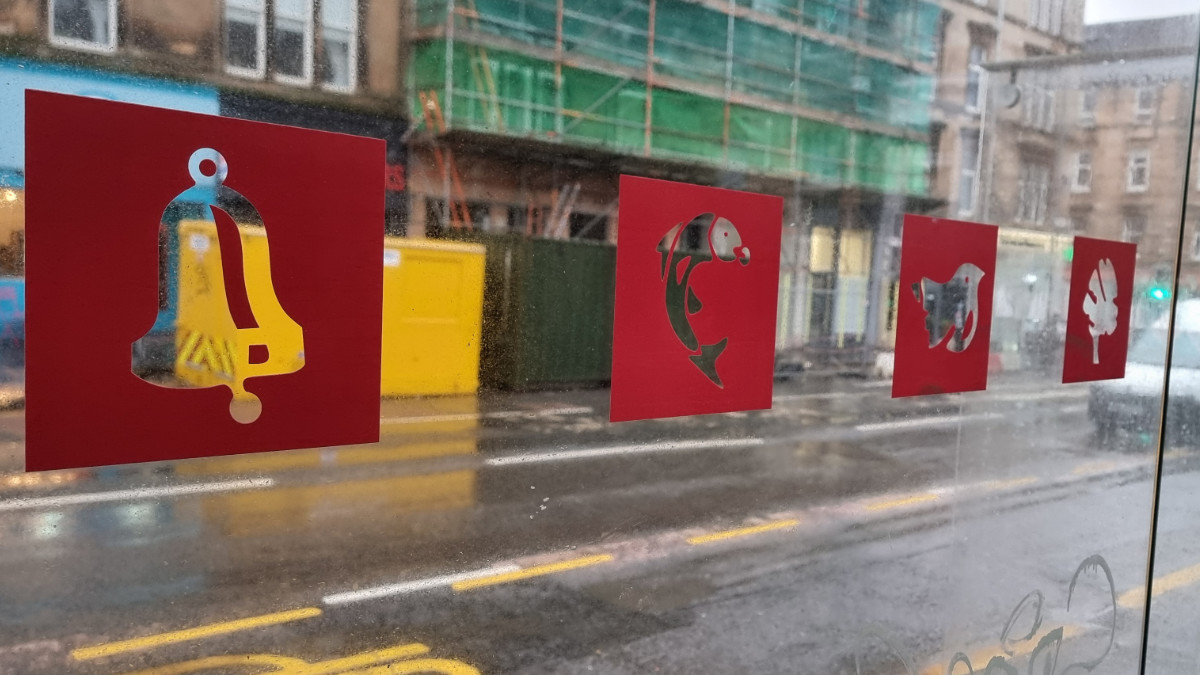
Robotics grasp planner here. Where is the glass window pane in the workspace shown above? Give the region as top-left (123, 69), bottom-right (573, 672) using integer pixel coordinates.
top-left (322, 0), bottom-right (354, 30)
top-left (51, 0), bottom-right (111, 47)
top-left (321, 0), bottom-right (355, 90)
top-left (322, 32), bottom-right (352, 87)
top-left (226, 18), bottom-right (261, 71)
top-left (274, 22), bottom-right (307, 78)
top-left (10, 2), bottom-right (1200, 674)
top-left (275, 0), bottom-right (308, 21)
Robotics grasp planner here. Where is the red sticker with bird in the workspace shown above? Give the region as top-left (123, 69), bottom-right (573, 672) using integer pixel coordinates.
top-left (893, 215), bottom-right (998, 398)
top-left (25, 91), bottom-right (384, 470)
top-left (1062, 236), bottom-right (1137, 383)
top-left (610, 176), bottom-right (782, 422)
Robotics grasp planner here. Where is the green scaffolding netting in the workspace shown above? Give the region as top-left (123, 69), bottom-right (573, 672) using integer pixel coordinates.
top-left (422, 0), bottom-right (937, 133)
top-left (413, 39), bottom-right (929, 195)
top-left (417, 0), bottom-right (941, 64)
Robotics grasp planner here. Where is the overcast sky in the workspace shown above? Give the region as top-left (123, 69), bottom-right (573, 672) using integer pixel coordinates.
top-left (1085, 0), bottom-right (1200, 24)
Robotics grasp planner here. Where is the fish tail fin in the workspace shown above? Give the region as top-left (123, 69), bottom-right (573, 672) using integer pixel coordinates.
top-left (689, 338), bottom-right (728, 388)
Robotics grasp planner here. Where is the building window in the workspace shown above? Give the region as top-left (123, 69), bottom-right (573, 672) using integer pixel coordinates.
top-left (1127, 150), bottom-right (1150, 192)
top-left (1030, 0), bottom-right (1064, 35)
top-left (1017, 161), bottom-right (1050, 225)
top-left (1123, 214), bottom-right (1147, 243)
top-left (49, 0), bottom-right (117, 53)
top-left (1135, 87), bottom-right (1157, 123)
top-left (928, 125), bottom-right (944, 184)
top-left (273, 0), bottom-right (314, 85)
top-left (321, 0), bottom-right (358, 91)
top-left (965, 43), bottom-right (986, 111)
top-left (226, 0), bottom-right (352, 89)
top-left (957, 130), bottom-right (980, 215)
top-left (1023, 83), bottom-right (1056, 132)
top-left (1079, 88), bottom-right (1097, 126)
top-left (934, 13), bottom-right (951, 74)
top-left (225, 0), bottom-right (267, 78)
top-left (1072, 152), bottom-right (1092, 192)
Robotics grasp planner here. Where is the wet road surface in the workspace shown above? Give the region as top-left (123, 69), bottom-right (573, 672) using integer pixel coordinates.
top-left (0, 374), bottom-right (1194, 673)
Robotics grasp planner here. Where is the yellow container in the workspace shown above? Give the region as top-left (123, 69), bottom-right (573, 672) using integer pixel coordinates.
top-left (381, 237), bottom-right (486, 396)
top-left (174, 220), bottom-right (304, 399)
top-left (174, 221), bottom-right (485, 399)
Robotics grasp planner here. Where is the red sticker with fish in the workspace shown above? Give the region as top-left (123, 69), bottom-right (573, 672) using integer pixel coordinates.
top-left (893, 214), bottom-right (998, 398)
top-left (25, 91), bottom-right (384, 470)
top-left (610, 175), bottom-right (782, 422)
top-left (1062, 237), bottom-right (1137, 383)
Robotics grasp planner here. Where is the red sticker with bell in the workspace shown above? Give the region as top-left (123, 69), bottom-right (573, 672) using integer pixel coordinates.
top-left (610, 176), bottom-right (782, 422)
top-left (893, 215), bottom-right (998, 398)
top-left (1062, 237), bottom-right (1137, 383)
top-left (25, 91), bottom-right (384, 470)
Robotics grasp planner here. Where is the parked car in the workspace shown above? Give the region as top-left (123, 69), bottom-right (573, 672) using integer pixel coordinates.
top-left (1089, 299), bottom-right (1200, 440)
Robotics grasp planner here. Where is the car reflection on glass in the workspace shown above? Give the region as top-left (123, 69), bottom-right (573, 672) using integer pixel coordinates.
top-left (1089, 298), bottom-right (1200, 441)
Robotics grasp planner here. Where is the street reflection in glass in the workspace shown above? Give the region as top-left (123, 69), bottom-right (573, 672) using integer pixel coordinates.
top-left (6, 0), bottom-right (1200, 673)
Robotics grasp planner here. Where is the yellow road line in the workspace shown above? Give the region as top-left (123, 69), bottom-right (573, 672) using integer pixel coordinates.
top-left (918, 624), bottom-right (1083, 675)
top-left (865, 492), bottom-right (939, 512)
top-left (71, 607), bottom-right (322, 661)
top-left (980, 476), bottom-right (1038, 491)
top-left (687, 519), bottom-right (801, 545)
top-left (119, 643), bottom-right (433, 675)
top-left (295, 642), bottom-right (430, 674)
top-left (1118, 561), bottom-right (1200, 608)
top-left (452, 555), bottom-right (612, 591)
top-left (1073, 460), bottom-right (1117, 476)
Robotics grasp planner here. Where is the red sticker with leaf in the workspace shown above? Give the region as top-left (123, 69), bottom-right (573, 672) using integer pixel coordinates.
top-left (893, 215), bottom-right (998, 398)
top-left (1063, 237), bottom-right (1137, 383)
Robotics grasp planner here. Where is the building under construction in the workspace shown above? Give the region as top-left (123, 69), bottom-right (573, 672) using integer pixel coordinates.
top-left (404, 0), bottom-right (942, 362)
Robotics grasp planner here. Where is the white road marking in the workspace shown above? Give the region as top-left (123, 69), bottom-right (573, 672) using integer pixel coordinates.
top-left (488, 406), bottom-right (594, 419)
top-left (322, 458), bottom-right (1150, 609)
top-left (381, 406), bottom-right (593, 426)
top-left (982, 390), bottom-right (1087, 403)
top-left (484, 438), bottom-right (765, 467)
top-left (773, 392), bottom-right (859, 402)
top-left (772, 387), bottom-right (1083, 407)
top-left (854, 412), bottom-right (1004, 433)
top-left (0, 478), bottom-right (274, 512)
top-left (322, 564), bottom-right (522, 604)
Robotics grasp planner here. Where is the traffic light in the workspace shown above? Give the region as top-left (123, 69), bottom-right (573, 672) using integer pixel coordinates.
top-left (1149, 265), bottom-right (1173, 301)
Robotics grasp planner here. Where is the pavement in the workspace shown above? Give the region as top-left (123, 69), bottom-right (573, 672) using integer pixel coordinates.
top-left (0, 371), bottom-right (1197, 673)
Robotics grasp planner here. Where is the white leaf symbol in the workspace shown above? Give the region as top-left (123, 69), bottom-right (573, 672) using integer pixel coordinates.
top-left (1082, 258), bottom-right (1119, 365)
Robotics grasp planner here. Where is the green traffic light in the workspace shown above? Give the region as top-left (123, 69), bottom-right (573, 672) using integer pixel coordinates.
top-left (1150, 287), bottom-right (1170, 301)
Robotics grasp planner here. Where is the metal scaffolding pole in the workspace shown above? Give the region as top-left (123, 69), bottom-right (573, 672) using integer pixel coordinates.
top-left (555, 0), bottom-right (565, 138)
top-left (643, 0), bottom-right (656, 158)
top-left (442, 0), bottom-right (456, 231)
top-left (722, 0), bottom-right (735, 165)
